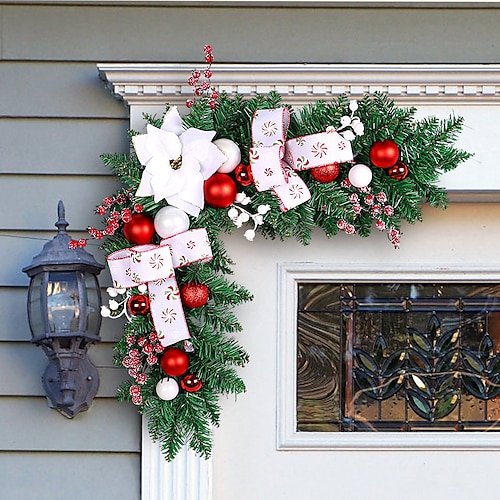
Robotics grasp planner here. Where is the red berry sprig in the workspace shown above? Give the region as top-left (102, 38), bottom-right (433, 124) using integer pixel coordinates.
top-left (338, 178), bottom-right (401, 248)
top-left (186, 45), bottom-right (219, 109)
top-left (69, 189), bottom-right (143, 249)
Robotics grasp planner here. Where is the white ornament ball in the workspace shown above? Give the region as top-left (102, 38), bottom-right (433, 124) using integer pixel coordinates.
top-left (155, 378), bottom-right (179, 401)
top-left (348, 163), bottom-right (373, 188)
top-left (154, 206), bottom-right (190, 239)
top-left (214, 138), bottom-right (241, 173)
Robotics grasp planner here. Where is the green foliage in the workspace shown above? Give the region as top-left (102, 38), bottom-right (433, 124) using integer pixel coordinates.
top-left (94, 89), bottom-right (470, 462)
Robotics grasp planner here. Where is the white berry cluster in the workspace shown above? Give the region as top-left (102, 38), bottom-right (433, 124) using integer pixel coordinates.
top-left (335, 100), bottom-right (365, 141)
top-left (228, 193), bottom-right (271, 241)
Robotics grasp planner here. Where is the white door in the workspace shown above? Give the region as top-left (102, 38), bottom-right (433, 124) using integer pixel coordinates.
top-left (211, 209), bottom-right (500, 500)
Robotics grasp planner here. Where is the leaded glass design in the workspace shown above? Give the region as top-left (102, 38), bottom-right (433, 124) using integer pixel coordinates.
top-left (297, 283), bottom-right (500, 432)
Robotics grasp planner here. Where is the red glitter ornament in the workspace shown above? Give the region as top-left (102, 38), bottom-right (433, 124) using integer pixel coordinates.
top-left (127, 294), bottom-right (150, 316)
top-left (387, 161), bottom-right (409, 181)
top-left (123, 213), bottom-right (155, 245)
top-left (369, 139), bottom-right (400, 169)
top-left (310, 163), bottom-right (340, 183)
top-left (181, 283), bottom-right (209, 308)
top-left (160, 348), bottom-right (189, 377)
top-left (180, 373), bottom-right (203, 393)
top-left (234, 164), bottom-right (253, 187)
top-left (204, 173), bottom-right (237, 208)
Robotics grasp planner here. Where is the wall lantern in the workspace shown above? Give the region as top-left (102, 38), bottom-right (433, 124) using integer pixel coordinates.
top-left (22, 200), bottom-right (104, 418)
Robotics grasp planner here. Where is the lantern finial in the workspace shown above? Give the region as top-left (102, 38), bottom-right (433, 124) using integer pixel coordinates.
top-left (55, 200), bottom-right (69, 234)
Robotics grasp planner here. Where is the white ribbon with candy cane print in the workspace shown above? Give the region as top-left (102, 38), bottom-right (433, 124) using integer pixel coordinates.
top-left (106, 228), bottom-right (212, 347)
top-left (249, 108), bottom-right (354, 211)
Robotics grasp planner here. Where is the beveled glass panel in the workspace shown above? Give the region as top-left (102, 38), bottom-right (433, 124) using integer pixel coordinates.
top-left (297, 281), bottom-right (500, 433)
top-left (297, 311), bottom-right (341, 431)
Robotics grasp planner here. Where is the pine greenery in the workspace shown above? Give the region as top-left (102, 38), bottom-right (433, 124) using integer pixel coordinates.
top-left (94, 90), bottom-right (470, 461)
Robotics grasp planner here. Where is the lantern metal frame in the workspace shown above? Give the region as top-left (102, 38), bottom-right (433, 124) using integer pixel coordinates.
top-left (23, 201), bottom-right (104, 418)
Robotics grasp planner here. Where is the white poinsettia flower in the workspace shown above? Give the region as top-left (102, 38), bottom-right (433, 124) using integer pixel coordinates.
top-left (132, 106), bottom-right (226, 217)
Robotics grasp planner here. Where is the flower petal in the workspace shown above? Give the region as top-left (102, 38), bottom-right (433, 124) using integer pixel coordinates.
top-left (132, 134), bottom-right (152, 166)
top-left (161, 106), bottom-right (184, 136)
top-left (146, 125), bottom-right (182, 160)
top-left (135, 170), bottom-right (154, 198)
top-left (180, 128), bottom-right (216, 160)
top-left (199, 142), bottom-right (227, 179)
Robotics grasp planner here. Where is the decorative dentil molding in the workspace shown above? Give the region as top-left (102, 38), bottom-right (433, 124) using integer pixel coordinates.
top-left (98, 63), bottom-right (500, 106)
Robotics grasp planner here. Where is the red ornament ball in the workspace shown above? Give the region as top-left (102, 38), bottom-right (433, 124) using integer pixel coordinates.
top-left (181, 283), bottom-right (209, 308)
top-left (160, 348), bottom-right (189, 377)
top-left (204, 173), bottom-right (237, 208)
top-left (123, 213), bottom-right (155, 245)
top-left (387, 161), bottom-right (409, 181)
top-left (127, 294), bottom-right (150, 316)
top-left (234, 164), bottom-right (253, 187)
top-left (180, 373), bottom-right (203, 393)
top-left (310, 163), bottom-right (340, 183)
top-left (369, 139), bottom-right (400, 169)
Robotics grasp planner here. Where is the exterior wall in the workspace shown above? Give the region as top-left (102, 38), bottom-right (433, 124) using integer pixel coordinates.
top-left (1, 3), bottom-right (499, 500)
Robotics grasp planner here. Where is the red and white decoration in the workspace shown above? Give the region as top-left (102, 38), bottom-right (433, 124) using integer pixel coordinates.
top-left (106, 228), bottom-right (213, 347)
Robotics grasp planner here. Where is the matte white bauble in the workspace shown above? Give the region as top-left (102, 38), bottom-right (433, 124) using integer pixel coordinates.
top-left (155, 378), bottom-right (179, 400)
top-left (214, 138), bottom-right (241, 173)
top-left (348, 163), bottom-right (373, 188)
top-left (154, 206), bottom-right (190, 239)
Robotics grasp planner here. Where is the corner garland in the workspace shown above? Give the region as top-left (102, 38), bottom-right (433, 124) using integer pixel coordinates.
top-left (80, 46), bottom-right (471, 461)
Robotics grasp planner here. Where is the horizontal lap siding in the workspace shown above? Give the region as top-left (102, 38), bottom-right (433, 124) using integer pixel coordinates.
top-left (2, 5), bottom-right (500, 64)
top-left (0, 6), bottom-right (139, 500)
top-left (0, 452), bottom-right (141, 500)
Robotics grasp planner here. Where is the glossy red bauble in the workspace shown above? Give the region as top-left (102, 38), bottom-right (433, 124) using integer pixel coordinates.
top-left (160, 348), bottom-right (190, 377)
top-left (181, 283), bottom-right (209, 308)
top-left (387, 161), bottom-right (409, 181)
top-left (310, 163), bottom-right (340, 183)
top-left (180, 373), bottom-right (203, 393)
top-left (123, 213), bottom-right (155, 245)
top-left (369, 139), bottom-right (400, 169)
top-left (127, 294), bottom-right (150, 316)
top-left (204, 173), bottom-right (237, 208)
top-left (234, 164), bottom-right (253, 187)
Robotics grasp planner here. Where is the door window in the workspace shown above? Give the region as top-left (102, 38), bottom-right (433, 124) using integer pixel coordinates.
top-left (297, 282), bottom-right (500, 432)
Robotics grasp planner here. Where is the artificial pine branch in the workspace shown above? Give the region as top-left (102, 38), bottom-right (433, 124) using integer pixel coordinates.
top-left (88, 75), bottom-right (470, 462)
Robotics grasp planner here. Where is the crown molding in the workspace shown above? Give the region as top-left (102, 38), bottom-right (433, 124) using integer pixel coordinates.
top-left (98, 63), bottom-right (500, 107)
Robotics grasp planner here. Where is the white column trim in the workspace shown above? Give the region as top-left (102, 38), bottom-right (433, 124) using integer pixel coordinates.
top-left (141, 420), bottom-right (212, 500)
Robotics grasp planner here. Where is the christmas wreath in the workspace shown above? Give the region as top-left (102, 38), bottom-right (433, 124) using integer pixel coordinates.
top-left (80, 46), bottom-right (471, 461)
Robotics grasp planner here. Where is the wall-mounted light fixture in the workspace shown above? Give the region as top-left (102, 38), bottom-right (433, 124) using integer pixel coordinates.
top-left (23, 201), bottom-right (104, 418)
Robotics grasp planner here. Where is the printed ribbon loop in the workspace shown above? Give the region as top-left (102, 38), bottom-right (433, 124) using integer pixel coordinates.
top-left (249, 108), bottom-right (354, 211)
top-left (107, 228), bottom-right (212, 347)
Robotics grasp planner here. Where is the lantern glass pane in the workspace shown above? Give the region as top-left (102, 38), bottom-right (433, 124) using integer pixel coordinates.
top-left (47, 271), bottom-right (80, 333)
top-left (27, 273), bottom-right (46, 337)
top-left (84, 273), bottom-right (102, 334)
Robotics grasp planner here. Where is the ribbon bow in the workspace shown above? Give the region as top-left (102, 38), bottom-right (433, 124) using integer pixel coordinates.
top-left (249, 108), bottom-right (354, 211)
top-left (107, 228), bottom-right (212, 347)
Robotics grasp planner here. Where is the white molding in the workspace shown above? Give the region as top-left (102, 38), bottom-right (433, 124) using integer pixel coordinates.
top-left (141, 419), bottom-right (212, 500)
top-left (98, 63), bottom-right (500, 106)
top-left (277, 262), bottom-right (500, 452)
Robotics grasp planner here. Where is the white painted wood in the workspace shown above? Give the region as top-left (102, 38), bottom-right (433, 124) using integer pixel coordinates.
top-left (278, 263), bottom-right (500, 451)
top-left (98, 63), bottom-right (500, 199)
top-left (141, 420), bottom-right (212, 500)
